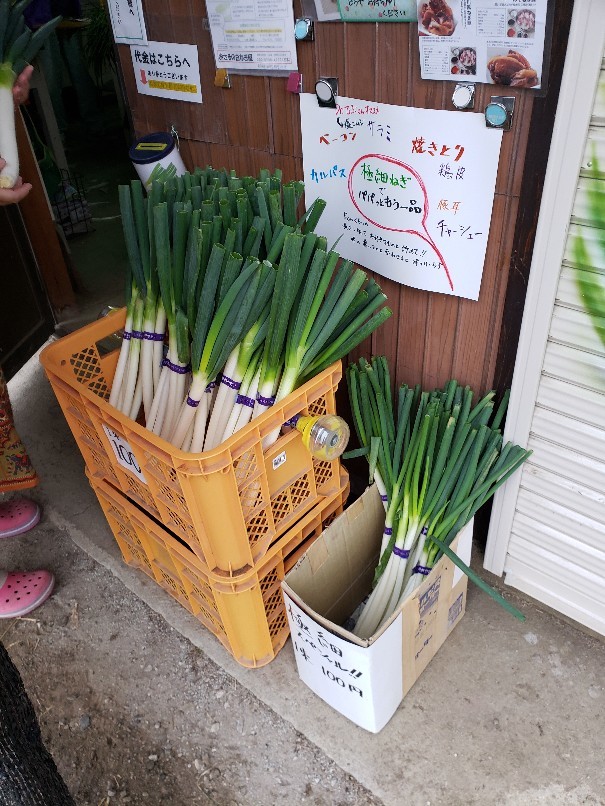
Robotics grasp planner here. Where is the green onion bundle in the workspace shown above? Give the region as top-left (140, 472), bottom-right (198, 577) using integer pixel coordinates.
top-left (111, 166), bottom-right (311, 434)
top-left (111, 165), bottom-right (392, 455)
top-left (346, 357), bottom-right (532, 638)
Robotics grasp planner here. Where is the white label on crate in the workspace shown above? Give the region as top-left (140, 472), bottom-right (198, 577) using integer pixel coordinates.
top-left (103, 426), bottom-right (147, 483)
top-left (272, 451), bottom-right (287, 471)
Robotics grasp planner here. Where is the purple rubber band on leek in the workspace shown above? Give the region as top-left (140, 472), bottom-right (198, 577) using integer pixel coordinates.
top-left (163, 359), bottom-right (190, 375)
top-left (392, 546), bottom-right (410, 559)
top-left (236, 394), bottom-right (255, 408)
top-left (256, 394), bottom-right (276, 407)
top-left (220, 375), bottom-right (242, 390)
top-left (186, 396), bottom-right (200, 408)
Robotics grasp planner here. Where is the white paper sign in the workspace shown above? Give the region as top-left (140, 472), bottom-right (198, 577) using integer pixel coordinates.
top-left (300, 93), bottom-right (502, 299)
top-left (131, 42), bottom-right (202, 104)
top-left (107, 0), bottom-right (148, 46)
top-left (314, 0), bottom-right (340, 21)
top-left (103, 426), bottom-right (147, 484)
top-left (283, 594), bottom-right (403, 733)
top-left (418, 0), bottom-right (548, 90)
top-left (206, 0), bottom-right (298, 72)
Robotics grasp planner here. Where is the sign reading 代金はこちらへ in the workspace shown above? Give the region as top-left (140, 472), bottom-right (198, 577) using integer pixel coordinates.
top-left (300, 94), bottom-right (503, 300)
top-left (131, 42), bottom-right (202, 103)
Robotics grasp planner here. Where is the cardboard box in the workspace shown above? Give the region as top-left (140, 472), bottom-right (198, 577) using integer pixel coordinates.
top-left (281, 485), bottom-right (472, 733)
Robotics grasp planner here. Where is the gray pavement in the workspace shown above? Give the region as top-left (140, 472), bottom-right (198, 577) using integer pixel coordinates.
top-left (5, 347), bottom-right (605, 806)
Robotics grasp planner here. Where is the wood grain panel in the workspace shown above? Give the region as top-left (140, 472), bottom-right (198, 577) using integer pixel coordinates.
top-left (375, 23), bottom-right (411, 106)
top-left (450, 194), bottom-right (510, 389)
top-left (112, 2), bottom-right (570, 404)
top-left (343, 23), bottom-right (376, 100)
top-left (294, 31), bottom-right (317, 94)
top-left (422, 292), bottom-right (459, 389)
top-left (369, 276), bottom-right (400, 371)
top-left (315, 22), bottom-right (346, 84)
top-left (395, 287), bottom-right (429, 386)
top-left (481, 195), bottom-right (521, 389)
top-left (270, 76), bottom-right (301, 157)
top-left (223, 76), bottom-right (262, 148)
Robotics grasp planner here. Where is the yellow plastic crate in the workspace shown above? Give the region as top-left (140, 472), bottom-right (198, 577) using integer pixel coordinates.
top-left (89, 469), bottom-right (349, 668)
top-left (41, 309), bottom-right (343, 575)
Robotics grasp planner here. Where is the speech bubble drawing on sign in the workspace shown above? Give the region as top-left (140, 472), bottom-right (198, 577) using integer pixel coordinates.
top-left (348, 153), bottom-right (453, 292)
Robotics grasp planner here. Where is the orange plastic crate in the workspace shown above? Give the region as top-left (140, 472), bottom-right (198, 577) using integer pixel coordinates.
top-left (41, 309), bottom-right (343, 575)
top-left (88, 469), bottom-right (349, 667)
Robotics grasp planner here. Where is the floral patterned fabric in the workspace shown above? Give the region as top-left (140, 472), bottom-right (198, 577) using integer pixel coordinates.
top-left (0, 367), bottom-right (37, 492)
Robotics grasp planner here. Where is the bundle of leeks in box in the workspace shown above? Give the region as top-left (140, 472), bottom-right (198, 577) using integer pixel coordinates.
top-left (110, 167), bottom-right (392, 453)
top-left (345, 357), bottom-right (532, 635)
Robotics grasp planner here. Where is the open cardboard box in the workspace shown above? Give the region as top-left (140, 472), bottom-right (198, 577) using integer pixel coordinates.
top-left (282, 485), bottom-right (472, 733)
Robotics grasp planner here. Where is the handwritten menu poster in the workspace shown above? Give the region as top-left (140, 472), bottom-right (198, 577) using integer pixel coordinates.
top-left (206, 0), bottom-right (298, 72)
top-left (418, 0), bottom-right (548, 89)
top-left (300, 94), bottom-right (503, 300)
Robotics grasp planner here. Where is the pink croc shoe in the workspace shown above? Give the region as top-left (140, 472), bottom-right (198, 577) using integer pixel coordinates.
top-left (0, 497), bottom-right (41, 539)
top-left (0, 570), bottom-right (55, 619)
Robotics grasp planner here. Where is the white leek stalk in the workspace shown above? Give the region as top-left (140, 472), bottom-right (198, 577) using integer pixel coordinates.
top-left (0, 5), bottom-right (61, 187)
top-left (0, 62), bottom-right (18, 188)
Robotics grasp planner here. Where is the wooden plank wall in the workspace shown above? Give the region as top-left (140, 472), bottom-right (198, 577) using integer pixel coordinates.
top-left (116, 3), bottom-right (539, 397)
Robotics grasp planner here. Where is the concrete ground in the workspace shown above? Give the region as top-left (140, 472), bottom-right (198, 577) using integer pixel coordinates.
top-left (3, 350), bottom-right (605, 806)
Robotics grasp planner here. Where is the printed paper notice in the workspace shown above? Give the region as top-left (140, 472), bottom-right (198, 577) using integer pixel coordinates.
top-left (108, 0), bottom-right (148, 46)
top-left (131, 42), bottom-right (202, 104)
top-left (300, 93), bottom-right (502, 300)
top-left (207, 0), bottom-right (298, 72)
top-left (418, 0), bottom-right (548, 89)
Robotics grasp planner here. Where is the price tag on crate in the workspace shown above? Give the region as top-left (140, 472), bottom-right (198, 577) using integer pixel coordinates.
top-left (272, 451), bottom-right (287, 471)
top-left (103, 426), bottom-right (147, 483)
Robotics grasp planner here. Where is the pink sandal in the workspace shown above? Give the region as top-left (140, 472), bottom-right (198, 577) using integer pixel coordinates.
top-left (0, 497), bottom-right (41, 538)
top-left (0, 570), bottom-right (55, 619)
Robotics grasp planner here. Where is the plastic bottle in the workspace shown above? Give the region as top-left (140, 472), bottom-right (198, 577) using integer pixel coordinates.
top-left (295, 415), bottom-right (350, 461)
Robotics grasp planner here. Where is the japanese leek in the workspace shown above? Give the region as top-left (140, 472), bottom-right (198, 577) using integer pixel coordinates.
top-left (0, 1), bottom-right (60, 187)
top-left (346, 358), bottom-right (531, 637)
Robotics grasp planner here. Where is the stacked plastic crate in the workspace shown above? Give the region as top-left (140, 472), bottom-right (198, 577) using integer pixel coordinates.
top-left (41, 310), bottom-right (349, 667)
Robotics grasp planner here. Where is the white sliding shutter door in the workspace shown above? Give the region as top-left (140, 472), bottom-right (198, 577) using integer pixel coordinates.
top-left (485, 1), bottom-right (605, 636)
